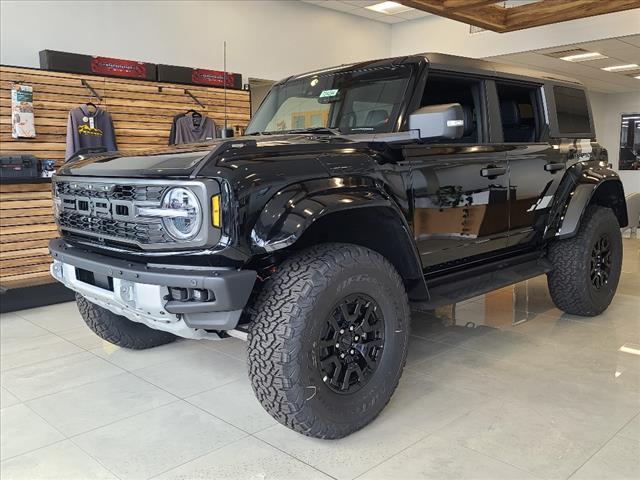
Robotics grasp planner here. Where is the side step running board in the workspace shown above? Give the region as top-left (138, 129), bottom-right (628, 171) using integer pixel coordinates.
top-left (413, 257), bottom-right (553, 311)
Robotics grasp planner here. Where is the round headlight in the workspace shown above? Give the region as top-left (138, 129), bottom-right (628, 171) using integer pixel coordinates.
top-left (161, 187), bottom-right (202, 240)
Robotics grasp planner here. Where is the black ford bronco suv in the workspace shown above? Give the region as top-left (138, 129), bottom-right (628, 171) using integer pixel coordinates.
top-left (49, 53), bottom-right (628, 439)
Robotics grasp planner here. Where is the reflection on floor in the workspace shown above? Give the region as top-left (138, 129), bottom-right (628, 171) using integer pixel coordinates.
top-left (1, 239), bottom-right (638, 480)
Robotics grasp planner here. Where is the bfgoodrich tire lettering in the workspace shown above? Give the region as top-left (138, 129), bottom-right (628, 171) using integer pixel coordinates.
top-left (547, 206), bottom-right (622, 316)
top-left (76, 293), bottom-right (176, 349)
top-left (248, 243), bottom-right (410, 439)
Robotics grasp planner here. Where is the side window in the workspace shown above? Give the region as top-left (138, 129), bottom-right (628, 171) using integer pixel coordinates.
top-left (554, 86), bottom-right (591, 135)
top-left (420, 75), bottom-right (484, 143)
top-left (496, 82), bottom-right (542, 143)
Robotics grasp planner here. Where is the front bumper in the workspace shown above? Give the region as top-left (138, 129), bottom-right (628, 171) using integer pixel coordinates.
top-left (49, 239), bottom-right (256, 339)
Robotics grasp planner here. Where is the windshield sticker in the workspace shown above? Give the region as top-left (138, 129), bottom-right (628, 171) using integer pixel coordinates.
top-left (319, 89), bottom-right (339, 98)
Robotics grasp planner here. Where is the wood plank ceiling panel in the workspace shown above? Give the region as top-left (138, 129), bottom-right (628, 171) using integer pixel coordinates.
top-left (399, 0), bottom-right (640, 33)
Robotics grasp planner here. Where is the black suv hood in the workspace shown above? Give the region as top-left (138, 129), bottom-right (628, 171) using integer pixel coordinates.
top-left (57, 134), bottom-right (357, 178)
top-left (58, 141), bottom-right (224, 178)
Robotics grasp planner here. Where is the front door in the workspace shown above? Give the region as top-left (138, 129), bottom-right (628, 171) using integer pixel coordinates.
top-left (407, 145), bottom-right (510, 269)
top-left (406, 73), bottom-right (510, 270)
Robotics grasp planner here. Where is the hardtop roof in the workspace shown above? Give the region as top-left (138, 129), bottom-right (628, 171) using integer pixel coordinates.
top-left (286, 52), bottom-right (583, 89)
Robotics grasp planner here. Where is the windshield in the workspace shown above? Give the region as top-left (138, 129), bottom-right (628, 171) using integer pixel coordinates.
top-left (246, 64), bottom-right (413, 135)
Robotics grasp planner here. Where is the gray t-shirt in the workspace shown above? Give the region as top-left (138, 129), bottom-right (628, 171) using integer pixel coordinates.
top-left (65, 105), bottom-right (117, 160)
top-left (173, 113), bottom-right (216, 144)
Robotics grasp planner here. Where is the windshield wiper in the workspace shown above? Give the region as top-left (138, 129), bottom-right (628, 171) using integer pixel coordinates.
top-left (247, 127), bottom-right (342, 136)
top-left (284, 127), bottom-right (342, 136)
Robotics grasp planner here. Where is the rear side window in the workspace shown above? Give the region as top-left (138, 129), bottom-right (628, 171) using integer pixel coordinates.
top-left (496, 82), bottom-right (543, 143)
top-left (554, 86), bottom-right (591, 134)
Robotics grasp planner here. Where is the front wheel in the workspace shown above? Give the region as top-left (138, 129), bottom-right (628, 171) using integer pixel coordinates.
top-left (248, 243), bottom-right (410, 439)
top-left (547, 206), bottom-right (622, 316)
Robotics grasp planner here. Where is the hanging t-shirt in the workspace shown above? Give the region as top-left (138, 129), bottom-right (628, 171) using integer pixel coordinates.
top-left (65, 105), bottom-right (117, 160)
top-left (168, 112), bottom-right (185, 145)
top-left (172, 112), bottom-right (216, 145)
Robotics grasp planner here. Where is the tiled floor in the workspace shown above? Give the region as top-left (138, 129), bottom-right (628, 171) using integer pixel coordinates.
top-left (1, 239), bottom-right (638, 480)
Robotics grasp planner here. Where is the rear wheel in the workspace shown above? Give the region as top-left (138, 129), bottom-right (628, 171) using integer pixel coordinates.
top-left (547, 206), bottom-right (622, 316)
top-left (248, 243), bottom-right (410, 439)
top-left (76, 294), bottom-right (176, 349)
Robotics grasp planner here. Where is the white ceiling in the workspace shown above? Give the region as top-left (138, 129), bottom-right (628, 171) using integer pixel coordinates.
top-left (302, 2), bottom-right (640, 94)
top-left (487, 35), bottom-right (640, 93)
top-left (302, 0), bottom-right (431, 24)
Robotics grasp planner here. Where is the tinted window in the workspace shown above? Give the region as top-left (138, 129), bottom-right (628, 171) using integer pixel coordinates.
top-left (496, 82), bottom-right (543, 143)
top-left (619, 113), bottom-right (640, 170)
top-left (264, 97), bottom-right (329, 131)
top-left (246, 65), bottom-right (412, 135)
top-left (420, 75), bottom-right (484, 143)
top-left (554, 86), bottom-right (591, 134)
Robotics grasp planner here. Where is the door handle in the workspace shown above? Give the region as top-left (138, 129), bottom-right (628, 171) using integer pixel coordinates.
top-left (544, 163), bottom-right (565, 172)
top-left (480, 167), bottom-right (507, 178)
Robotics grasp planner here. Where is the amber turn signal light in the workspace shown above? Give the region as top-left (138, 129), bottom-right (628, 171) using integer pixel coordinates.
top-left (211, 195), bottom-right (221, 227)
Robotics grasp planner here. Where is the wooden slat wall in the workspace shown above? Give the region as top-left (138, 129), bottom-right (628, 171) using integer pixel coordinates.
top-left (0, 65), bottom-right (251, 287)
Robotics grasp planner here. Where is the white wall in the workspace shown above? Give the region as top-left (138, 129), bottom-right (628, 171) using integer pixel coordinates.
top-left (0, 0), bottom-right (391, 81)
top-left (4, 0), bottom-right (637, 81)
top-left (590, 91), bottom-right (640, 195)
top-left (391, 9), bottom-right (640, 59)
top-left (3, 0), bottom-right (638, 194)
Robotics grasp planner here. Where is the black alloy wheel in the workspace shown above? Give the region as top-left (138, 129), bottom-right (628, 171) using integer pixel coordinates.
top-left (318, 294), bottom-right (385, 394)
top-left (590, 234), bottom-right (612, 290)
top-left (547, 206), bottom-right (622, 316)
top-left (248, 243), bottom-right (410, 438)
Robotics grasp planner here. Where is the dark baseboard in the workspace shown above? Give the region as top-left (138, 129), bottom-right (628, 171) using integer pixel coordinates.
top-left (0, 282), bottom-right (75, 313)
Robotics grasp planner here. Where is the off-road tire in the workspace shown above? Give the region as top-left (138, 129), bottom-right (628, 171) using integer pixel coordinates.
top-left (248, 243), bottom-right (410, 439)
top-left (547, 206), bottom-right (622, 316)
top-left (76, 293), bottom-right (176, 349)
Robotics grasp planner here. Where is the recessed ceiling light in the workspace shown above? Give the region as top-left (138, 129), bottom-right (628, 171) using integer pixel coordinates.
top-left (635, 75), bottom-right (640, 80)
top-left (602, 64), bottom-right (639, 72)
top-left (560, 52), bottom-right (605, 62)
top-left (365, 1), bottom-right (412, 15)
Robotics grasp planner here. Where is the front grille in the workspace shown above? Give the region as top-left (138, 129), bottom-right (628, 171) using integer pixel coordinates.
top-left (58, 211), bottom-right (170, 244)
top-left (55, 182), bottom-right (165, 202)
top-left (55, 180), bottom-right (171, 245)
top-left (53, 176), bottom-right (216, 251)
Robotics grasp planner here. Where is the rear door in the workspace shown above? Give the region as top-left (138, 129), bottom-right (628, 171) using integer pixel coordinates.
top-left (491, 81), bottom-right (567, 248)
top-left (407, 73), bottom-right (510, 269)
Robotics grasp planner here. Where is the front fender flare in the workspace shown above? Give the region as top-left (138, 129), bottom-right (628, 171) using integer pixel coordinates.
top-left (249, 177), bottom-right (428, 299)
top-left (250, 178), bottom-right (395, 252)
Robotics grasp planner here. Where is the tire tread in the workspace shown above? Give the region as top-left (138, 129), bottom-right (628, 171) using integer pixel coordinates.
top-left (76, 294), bottom-right (176, 349)
top-left (547, 206), bottom-right (621, 316)
top-left (248, 243), bottom-right (409, 439)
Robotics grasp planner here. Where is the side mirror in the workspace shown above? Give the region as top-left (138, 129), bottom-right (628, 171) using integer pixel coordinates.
top-left (409, 103), bottom-right (464, 140)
